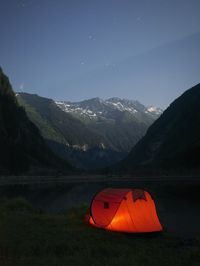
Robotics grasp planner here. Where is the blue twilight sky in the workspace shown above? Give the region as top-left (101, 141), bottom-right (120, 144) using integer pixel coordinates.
top-left (0, 0), bottom-right (200, 108)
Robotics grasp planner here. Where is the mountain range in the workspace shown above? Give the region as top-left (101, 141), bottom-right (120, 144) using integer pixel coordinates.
top-left (17, 93), bottom-right (161, 169)
top-left (55, 97), bottom-right (162, 151)
top-left (1, 67), bottom-right (199, 175)
top-left (119, 83), bottom-right (200, 175)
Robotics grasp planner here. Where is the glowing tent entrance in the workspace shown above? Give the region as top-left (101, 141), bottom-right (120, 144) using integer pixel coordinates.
top-left (89, 188), bottom-right (163, 233)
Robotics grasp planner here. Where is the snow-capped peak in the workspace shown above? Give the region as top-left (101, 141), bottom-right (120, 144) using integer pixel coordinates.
top-left (146, 106), bottom-right (163, 115)
top-left (55, 98), bottom-right (162, 121)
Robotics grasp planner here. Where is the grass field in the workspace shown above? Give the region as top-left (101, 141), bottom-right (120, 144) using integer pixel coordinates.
top-left (0, 198), bottom-right (199, 266)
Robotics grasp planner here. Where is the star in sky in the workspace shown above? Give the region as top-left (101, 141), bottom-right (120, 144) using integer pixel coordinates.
top-left (105, 63), bottom-right (116, 68)
top-left (88, 35), bottom-right (96, 41)
top-left (136, 17), bottom-right (142, 22)
top-left (19, 0), bottom-right (26, 8)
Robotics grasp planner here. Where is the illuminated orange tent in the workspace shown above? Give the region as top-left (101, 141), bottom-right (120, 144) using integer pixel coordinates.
top-left (89, 188), bottom-right (163, 233)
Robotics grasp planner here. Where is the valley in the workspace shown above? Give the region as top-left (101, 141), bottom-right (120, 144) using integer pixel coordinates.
top-left (1, 2), bottom-right (200, 265)
top-left (17, 93), bottom-right (161, 169)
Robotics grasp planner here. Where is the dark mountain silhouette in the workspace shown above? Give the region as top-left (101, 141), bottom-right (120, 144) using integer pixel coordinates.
top-left (119, 83), bottom-right (200, 174)
top-left (0, 68), bottom-right (72, 175)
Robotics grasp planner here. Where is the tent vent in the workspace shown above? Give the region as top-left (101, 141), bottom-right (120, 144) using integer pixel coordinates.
top-left (132, 189), bottom-right (147, 201)
top-left (104, 202), bottom-right (109, 209)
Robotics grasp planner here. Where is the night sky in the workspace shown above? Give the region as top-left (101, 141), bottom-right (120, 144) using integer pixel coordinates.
top-left (1, 0), bottom-right (200, 108)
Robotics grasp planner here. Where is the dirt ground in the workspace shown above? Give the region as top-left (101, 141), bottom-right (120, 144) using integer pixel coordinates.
top-left (0, 176), bottom-right (199, 239)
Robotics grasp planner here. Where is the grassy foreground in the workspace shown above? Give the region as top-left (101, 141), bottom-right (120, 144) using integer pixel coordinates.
top-left (0, 198), bottom-right (199, 266)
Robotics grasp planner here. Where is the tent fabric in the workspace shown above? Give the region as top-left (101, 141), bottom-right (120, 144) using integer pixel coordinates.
top-left (89, 188), bottom-right (163, 233)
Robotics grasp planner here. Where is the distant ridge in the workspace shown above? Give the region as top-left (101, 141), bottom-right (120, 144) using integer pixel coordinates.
top-left (56, 97), bottom-right (162, 120)
top-left (55, 97), bottom-right (162, 153)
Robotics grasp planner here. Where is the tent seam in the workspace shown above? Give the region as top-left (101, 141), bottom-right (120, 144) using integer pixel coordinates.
top-left (106, 191), bottom-right (130, 229)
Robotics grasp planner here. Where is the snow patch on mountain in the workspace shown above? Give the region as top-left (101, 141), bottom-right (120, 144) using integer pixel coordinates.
top-left (55, 98), bottom-right (162, 120)
top-left (55, 101), bottom-right (98, 118)
top-left (105, 100), bottom-right (138, 113)
top-left (146, 106), bottom-right (163, 115)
